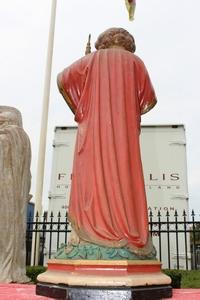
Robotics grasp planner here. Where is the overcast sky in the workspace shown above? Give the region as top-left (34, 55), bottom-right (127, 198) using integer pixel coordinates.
top-left (0, 0), bottom-right (200, 212)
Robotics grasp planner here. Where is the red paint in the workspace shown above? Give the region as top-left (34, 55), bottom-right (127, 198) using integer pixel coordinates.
top-left (47, 261), bottom-right (161, 275)
top-left (0, 284), bottom-right (54, 299)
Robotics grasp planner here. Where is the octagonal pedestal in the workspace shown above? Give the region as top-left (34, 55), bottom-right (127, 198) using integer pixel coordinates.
top-left (36, 259), bottom-right (172, 299)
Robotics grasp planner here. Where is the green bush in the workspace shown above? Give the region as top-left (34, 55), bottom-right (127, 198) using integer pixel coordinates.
top-left (163, 269), bottom-right (182, 288)
top-left (26, 266), bottom-right (47, 283)
top-left (180, 270), bottom-right (200, 288)
top-left (164, 269), bottom-right (200, 288)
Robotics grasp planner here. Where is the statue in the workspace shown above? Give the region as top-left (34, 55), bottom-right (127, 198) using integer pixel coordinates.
top-left (36, 28), bottom-right (172, 300)
top-left (57, 28), bottom-right (157, 260)
top-left (0, 106), bottom-right (31, 283)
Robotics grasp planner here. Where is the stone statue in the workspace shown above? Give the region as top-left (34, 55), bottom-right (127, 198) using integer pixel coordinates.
top-left (57, 28), bottom-right (157, 260)
top-left (0, 106), bottom-right (31, 283)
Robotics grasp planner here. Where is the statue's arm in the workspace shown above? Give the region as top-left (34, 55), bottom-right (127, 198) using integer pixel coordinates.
top-left (23, 132), bottom-right (32, 202)
top-left (57, 72), bottom-right (76, 114)
top-left (136, 59), bottom-right (157, 115)
top-left (57, 56), bottom-right (90, 118)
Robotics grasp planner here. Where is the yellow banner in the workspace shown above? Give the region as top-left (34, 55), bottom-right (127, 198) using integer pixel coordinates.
top-left (125, 0), bottom-right (136, 21)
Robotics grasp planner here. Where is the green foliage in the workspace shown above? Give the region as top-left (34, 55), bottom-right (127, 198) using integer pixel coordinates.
top-left (26, 266), bottom-right (47, 283)
top-left (164, 269), bottom-right (200, 288)
top-left (163, 269), bottom-right (182, 288)
top-left (180, 270), bottom-right (200, 288)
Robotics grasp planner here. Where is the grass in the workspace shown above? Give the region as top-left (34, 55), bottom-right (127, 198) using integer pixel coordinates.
top-left (180, 270), bottom-right (200, 288)
top-left (163, 269), bottom-right (200, 288)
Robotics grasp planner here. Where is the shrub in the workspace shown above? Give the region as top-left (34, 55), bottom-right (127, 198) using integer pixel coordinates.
top-left (26, 266), bottom-right (47, 283)
top-left (180, 270), bottom-right (200, 288)
top-left (163, 269), bottom-right (182, 288)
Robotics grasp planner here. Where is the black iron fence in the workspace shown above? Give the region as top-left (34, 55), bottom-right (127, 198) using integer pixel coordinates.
top-left (26, 210), bottom-right (200, 270)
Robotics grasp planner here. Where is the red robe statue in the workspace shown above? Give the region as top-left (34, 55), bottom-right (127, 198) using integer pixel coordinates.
top-left (57, 48), bottom-right (157, 256)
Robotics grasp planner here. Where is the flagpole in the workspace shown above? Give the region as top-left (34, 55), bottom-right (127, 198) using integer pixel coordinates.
top-left (31, 0), bottom-right (57, 266)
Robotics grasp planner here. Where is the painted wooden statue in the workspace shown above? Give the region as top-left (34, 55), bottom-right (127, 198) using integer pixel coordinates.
top-left (0, 106), bottom-right (31, 282)
top-left (57, 28), bottom-right (157, 260)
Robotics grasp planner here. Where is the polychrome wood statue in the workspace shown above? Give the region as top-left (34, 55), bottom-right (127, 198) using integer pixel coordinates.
top-left (57, 28), bottom-right (157, 260)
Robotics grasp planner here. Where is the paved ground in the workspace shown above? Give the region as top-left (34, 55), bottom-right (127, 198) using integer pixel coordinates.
top-left (0, 284), bottom-right (54, 300)
top-left (172, 289), bottom-right (200, 299)
top-left (0, 284), bottom-right (200, 299)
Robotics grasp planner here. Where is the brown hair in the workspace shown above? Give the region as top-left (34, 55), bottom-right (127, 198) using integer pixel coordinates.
top-left (95, 28), bottom-right (136, 53)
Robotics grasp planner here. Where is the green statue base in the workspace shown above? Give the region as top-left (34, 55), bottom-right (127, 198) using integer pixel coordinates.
top-left (54, 241), bottom-right (157, 260)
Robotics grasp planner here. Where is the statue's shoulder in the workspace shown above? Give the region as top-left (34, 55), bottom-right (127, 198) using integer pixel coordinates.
top-left (65, 52), bottom-right (96, 72)
top-left (132, 53), bottom-right (145, 65)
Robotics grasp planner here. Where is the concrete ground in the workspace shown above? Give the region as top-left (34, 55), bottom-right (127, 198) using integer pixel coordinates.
top-left (0, 284), bottom-right (54, 300)
top-left (0, 284), bottom-right (200, 299)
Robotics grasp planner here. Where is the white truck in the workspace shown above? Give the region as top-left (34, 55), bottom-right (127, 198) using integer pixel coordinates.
top-left (46, 124), bottom-right (190, 269)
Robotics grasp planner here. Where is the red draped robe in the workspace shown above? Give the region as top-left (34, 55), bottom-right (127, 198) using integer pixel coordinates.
top-left (57, 48), bottom-right (156, 253)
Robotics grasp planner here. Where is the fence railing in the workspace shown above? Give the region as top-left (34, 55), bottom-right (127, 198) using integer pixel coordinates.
top-left (26, 210), bottom-right (200, 269)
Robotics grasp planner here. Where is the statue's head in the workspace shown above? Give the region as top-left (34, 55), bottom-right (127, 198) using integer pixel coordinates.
top-left (95, 28), bottom-right (136, 53)
top-left (0, 106), bottom-right (23, 127)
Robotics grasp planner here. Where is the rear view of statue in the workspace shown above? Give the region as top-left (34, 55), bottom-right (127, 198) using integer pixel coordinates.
top-left (57, 28), bottom-right (157, 259)
top-left (36, 28), bottom-right (172, 300)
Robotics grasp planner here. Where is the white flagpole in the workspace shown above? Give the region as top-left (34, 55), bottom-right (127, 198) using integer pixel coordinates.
top-left (31, 0), bottom-right (57, 266)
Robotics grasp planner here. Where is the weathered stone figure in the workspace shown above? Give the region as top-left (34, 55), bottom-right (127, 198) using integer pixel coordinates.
top-left (0, 106), bottom-right (31, 283)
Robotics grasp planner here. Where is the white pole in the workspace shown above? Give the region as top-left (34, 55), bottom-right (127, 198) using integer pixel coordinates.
top-left (31, 0), bottom-right (57, 266)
